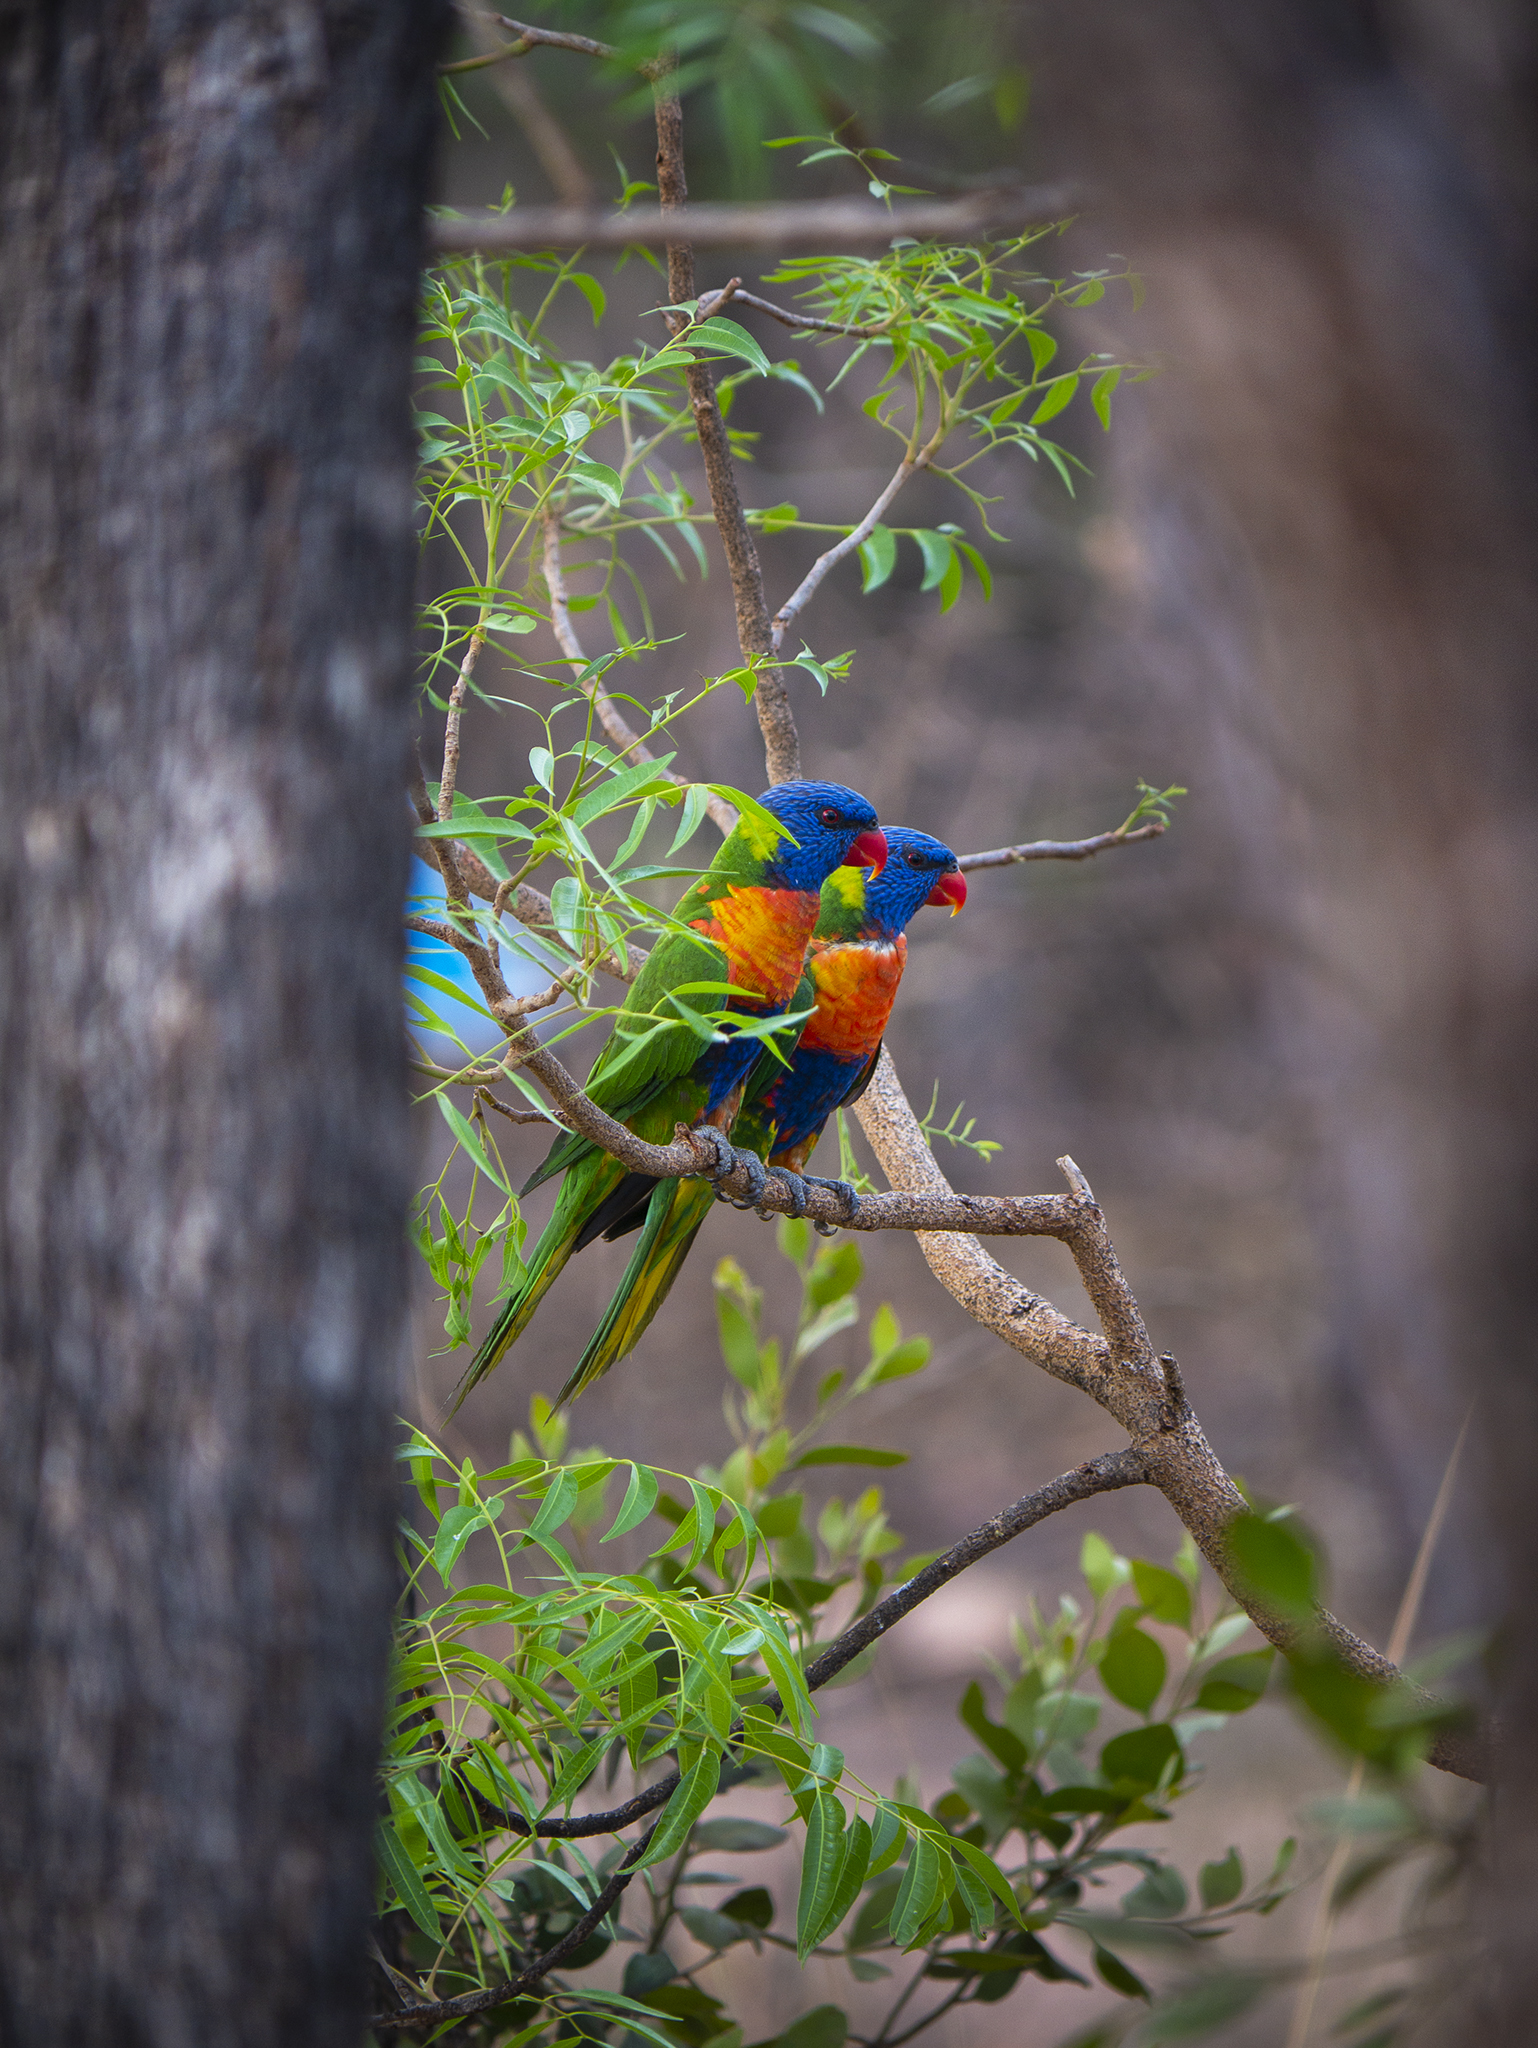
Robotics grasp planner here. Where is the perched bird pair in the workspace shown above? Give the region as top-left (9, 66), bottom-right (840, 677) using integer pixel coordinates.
top-left (451, 779), bottom-right (964, 1412)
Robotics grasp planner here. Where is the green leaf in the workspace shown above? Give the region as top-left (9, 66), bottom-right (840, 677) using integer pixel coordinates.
top-left (602, 1462), bottom-right (659, 1541)
top-left (1026, 327), bottom-right (1058, 372)
top-left (796, 1788), bottom-right (846, 1960)
top-left (806, 1241), bottom-right (862, 1308)
top-left (1100, 1626), bottom-right (1166, 1715)
top-left (793, 1445), bottom-right (907, 1469)
top-left (1132, 1560), bottom-right (1193, 1629)
top-left (805, 1813), bottom-right (871, 1952)
top-left (869, 1337), bottom-right (929, 1384)
top-left (687, 317), bottom-right (770, 375)
top-left (544, 1732), bottom-right (607, 1813)
top-left (679, 1904), bottom-right (749, 1950)
top-left (859, 524), bottom-right (897, 593)
top-left (721, 1884), bottom-right (775, 1928)
top-left (1228, 1514), bottom-right (1317, 1619)
top-left (1199, 1847), bottom-right (1244, 1910)
top-left (1029, 373), bottom-right (1079, 424)
top-left (667, 781), bottom-right (711, 853)
top-left (1092, 365), bottom-right (1123, 430)
top-left (958, 1679), bottom-right (1027, 1773)
top-left (694, 1818), bottom-right (787, 1851)
top-left (954, 540), bottom-right (993, 600)
top-left (1081, 1531), bottom-right (1130, 1600)
top-left (953, 1838), bottom-right (1027, 1929)
top-left (527, 1468), bottom-right (580, 1543)
top-left (1121, 1861), bottom-right (1188, 1918)
top-left (1094, 1944), bottom-right (1150, 1999)
top-left (890, 1833), bottom-right (945, 1948)
top-left (571, 755), bottom-right (677, 829)
top-left (1100, 1722), bottom-right (1183, 1794)
top-left (1138, 1973), bottom-right (1262, 2036)
top-left (776, 2008), bottom-right (848, 2048)
top-left (435, 1096), bottom-right (509, 1192)
top-left (716, 1295), bottom-right (763, 1390)
top-left (938, 544), bottom-right (963, 612)
top-left (912, 529), bottom-right (955, 593)
top-left (1195, 1648), bottom-right (1274, 1714)
top-left (376, 1823), bottom-right (442, 1941)
top-left (569, 270), bottom-right (606, 323)
top-left (432, 1501), bottom-right (493, 1581)
top-left (637, 1750), bottom-right (722, 1868)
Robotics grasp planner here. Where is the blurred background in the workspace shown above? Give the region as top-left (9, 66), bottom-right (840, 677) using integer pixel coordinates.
top-left (410, 5), bottom-right (1538, 2037)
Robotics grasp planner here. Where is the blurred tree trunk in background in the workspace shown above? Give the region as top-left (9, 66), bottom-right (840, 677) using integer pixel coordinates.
top-left (1026, 2), bottom-right (1538, 2034)
top-left (0, 5), bottom-right (443, 2042)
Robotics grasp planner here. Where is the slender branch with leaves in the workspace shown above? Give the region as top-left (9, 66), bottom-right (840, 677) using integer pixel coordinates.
top-left (377, 19), bottom-right (1483, 2047)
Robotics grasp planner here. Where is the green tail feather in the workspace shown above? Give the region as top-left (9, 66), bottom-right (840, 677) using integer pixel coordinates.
top-left (449, 1151), bottom-right (629, 1414)
top-left (557, 1177), bottom-right (716, 1407)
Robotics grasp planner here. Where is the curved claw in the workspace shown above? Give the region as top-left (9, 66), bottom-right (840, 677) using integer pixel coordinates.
top-left (694, 1124), bottom-right (738, 1183)
top-left (759, 1165), bottom-right (809, 1220)
top-left (802, 1174), bottom-right (861, 1236)
top-left (710, 1145), bottom-right (768, 1210)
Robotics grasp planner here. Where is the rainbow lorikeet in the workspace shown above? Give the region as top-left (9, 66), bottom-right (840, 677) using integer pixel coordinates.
top-left (561, 828), bottom-right (965, 1402)
top-left (449, 780), bottom-right (887, 1413)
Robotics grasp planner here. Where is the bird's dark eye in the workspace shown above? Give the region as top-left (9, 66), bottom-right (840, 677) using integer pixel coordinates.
top-left (818, 805), bottom-right (841, 827)
top-left (906, 850), bottom-right (922, 867)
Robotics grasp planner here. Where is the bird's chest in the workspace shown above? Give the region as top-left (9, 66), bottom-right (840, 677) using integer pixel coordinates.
top-left (799, 936), bottom-right (907, 1059)
top-left (689, 885), bottom-right (820, 1009)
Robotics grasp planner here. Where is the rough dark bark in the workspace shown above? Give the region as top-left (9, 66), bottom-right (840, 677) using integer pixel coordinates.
top-left (0, 6), bottom-right (445, 2043)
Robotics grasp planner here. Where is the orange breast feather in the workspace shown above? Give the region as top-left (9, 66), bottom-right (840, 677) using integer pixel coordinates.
top-left (798, 936), bottom-right (907, 1060)
top-left (689, 886), bottom-right (820, 1008)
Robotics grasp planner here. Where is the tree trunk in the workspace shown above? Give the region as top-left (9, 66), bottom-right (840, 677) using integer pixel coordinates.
top-left (0, 6), bottom-right (444, 2042)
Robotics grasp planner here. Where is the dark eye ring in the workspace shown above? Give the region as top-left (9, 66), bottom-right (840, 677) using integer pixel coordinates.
top-left (818, 805), bottom-right (841, 826)
top-left (906, 850), bottom-right (922, 866)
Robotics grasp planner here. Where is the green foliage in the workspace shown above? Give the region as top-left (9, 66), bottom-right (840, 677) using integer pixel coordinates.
top-left (376, 1222), bottom-right (1322, 2043)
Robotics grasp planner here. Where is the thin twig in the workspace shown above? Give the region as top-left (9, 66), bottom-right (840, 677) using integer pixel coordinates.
top-left (428, 189), bottom-right (1078, 256)
top-left (453, 4), bottom-right (594, 203)
top-left (698, 282), bottom-right (896, 338)
top-left (439, 11), bottom-right (617, 71)
top-left (769, 449), bottom-right (934, 653)
top-left (958, 821), bottom-right (1166, 870)
top-left (437, 629), bottom-right (485, 824)
top-left (477, 1088), bottom-right (558, 1126)
top-left (653, 77), bottom-right (799, 782)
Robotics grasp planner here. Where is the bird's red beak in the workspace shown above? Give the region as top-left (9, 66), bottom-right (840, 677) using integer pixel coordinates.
top-left (844, 828), bottom-right (888, 876)
top-left (926, 869), bottom-right (967, 915)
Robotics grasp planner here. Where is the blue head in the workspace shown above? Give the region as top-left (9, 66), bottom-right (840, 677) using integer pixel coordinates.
top-left (751, 780), bottom-right (886, 893)
top-left (819, 826), bottom-right (964, 941)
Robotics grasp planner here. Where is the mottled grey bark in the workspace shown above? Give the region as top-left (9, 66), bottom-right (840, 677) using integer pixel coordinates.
top-left (0, 6), bottom-right (445, 2043)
